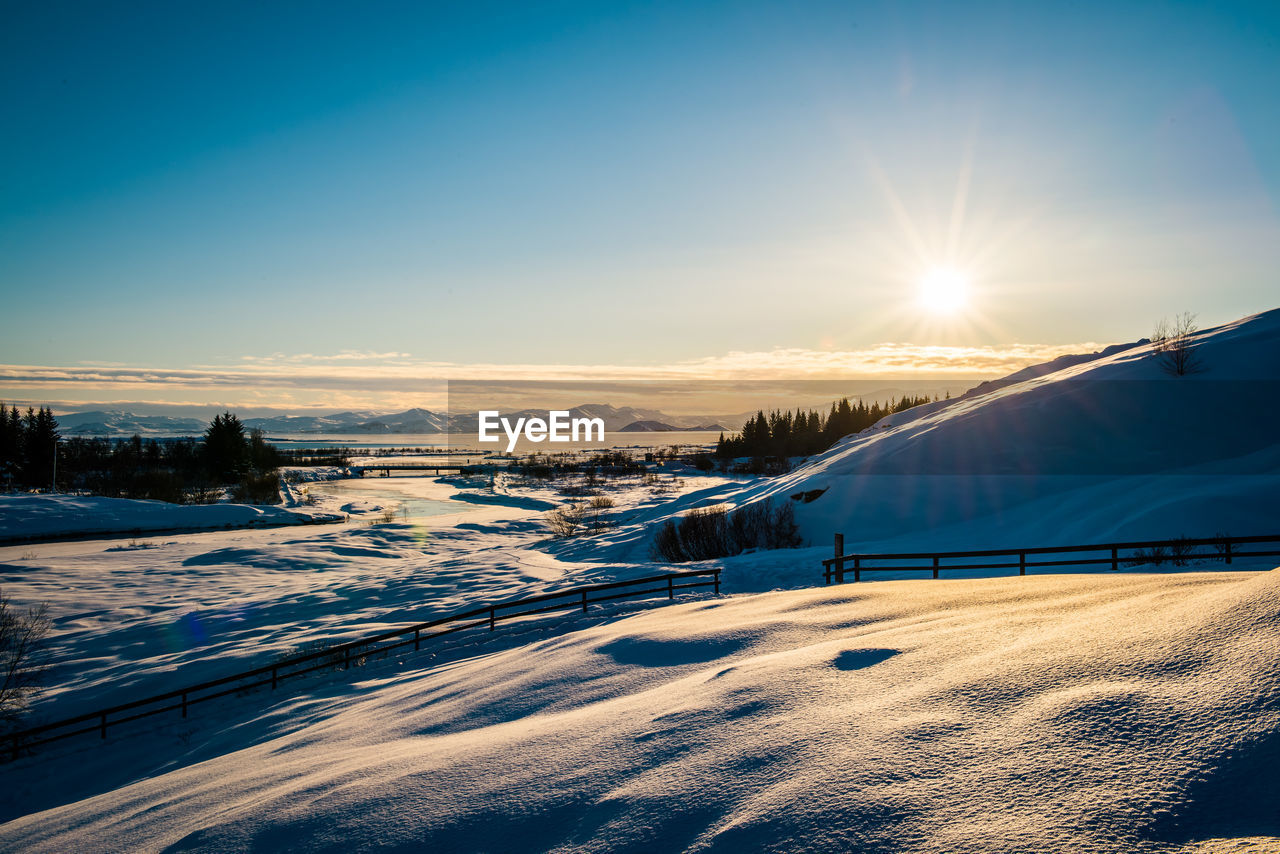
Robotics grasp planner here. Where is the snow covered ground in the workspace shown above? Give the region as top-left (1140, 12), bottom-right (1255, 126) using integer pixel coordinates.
top-left (2, 309), bottom-right (1278, 849)
top-left (2, 569), bottom-right (1277, 852)
top-left (0, 494), bottom-right (343, 543)
top-left (0, 473), bottom-right (734, 724)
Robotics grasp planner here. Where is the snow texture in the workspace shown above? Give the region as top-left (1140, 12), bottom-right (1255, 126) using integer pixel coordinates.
top-left (0, 494), bottom-right (342, 543)
top-left (2, 571), bottom-right (1277, 852)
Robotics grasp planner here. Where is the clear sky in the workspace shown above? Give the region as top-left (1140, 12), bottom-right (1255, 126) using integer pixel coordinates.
top-left (2, 0), bottom-right (1277, 413)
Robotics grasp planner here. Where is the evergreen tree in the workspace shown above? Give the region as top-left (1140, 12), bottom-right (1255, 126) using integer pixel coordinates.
top-left (22, 407), bottom-right (60, 488)
top-left (0, 404), bottom-right (19, 487)
top-left (203, 411), bottom-right (249, 481)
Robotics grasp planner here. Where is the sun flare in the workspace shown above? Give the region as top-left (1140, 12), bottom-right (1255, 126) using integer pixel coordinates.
top-left (918, 268), bottom-right (970, 314)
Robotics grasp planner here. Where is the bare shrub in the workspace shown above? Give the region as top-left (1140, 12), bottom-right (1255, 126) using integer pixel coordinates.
top-left (1151, 312), bottom-right (1202, 376)
top-left (232, 470), bottom-right (282, 505)
top-left (1127, 537), bottom-right (1206, 567)
top-left (730, 499), bottom-right (801, 552)
top-left (1125, 544), bottom-right (1171, 567)
top-left (587, 496), bottom-right (615, 532)
top-left (652, 499), bottom-right (801, 563)
top-left (546, 503), bottom-right (586, 538)
top-left (106, 539), bottom-right (156, 552)
top-left (1, 588), bottom-right (51, 728)
top-left (1169, 537), bottom-right (1199, 566)
top-left (278, 639), bottom-right (367, 676)
top-left (677, 506), bottom-right (732, 562)
top-left (182, 484), bottom-right (223, 505)
top-left (653, 519), bottom-right (685, 562)
top-left (1212, 532), bottom-right (1232, 558)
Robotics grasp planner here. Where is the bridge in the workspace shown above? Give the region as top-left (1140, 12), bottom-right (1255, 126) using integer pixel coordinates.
top-left (349, 463), bottom-right (472, 477)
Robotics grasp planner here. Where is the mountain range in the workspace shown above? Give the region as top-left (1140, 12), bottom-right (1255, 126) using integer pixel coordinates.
top-left (52, 405), bottom-right (744, 437)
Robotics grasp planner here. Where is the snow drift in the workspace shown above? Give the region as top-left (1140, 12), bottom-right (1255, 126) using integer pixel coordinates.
top-left (3, 570), bottom-right (1277, 852)
top-left (0, 495), bottom-right (343, 543)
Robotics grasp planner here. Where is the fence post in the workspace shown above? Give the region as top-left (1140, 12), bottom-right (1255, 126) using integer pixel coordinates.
top-left (1111, 547), bottom-right (1119, 572)
top-left (668, 576), bottom-right (674, 600)
top-left (581, 590), bottom-right (588, 614)
top-left (1224, 539), bottom-right (1232, 565)
top-left (932, 555), bottom-right (940, 579)
top-left (489, 606), bottom-right (496, 631)
top-left (713, 569), bottom-right (721, 595)
top-left (1018, 551), bottom-right (1026, 576)
top-left (853, 556), bottom-right (861, 583)
top-left (834, 534), bottom-right (845, 584)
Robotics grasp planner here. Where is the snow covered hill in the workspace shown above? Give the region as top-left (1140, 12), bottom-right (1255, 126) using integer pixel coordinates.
top-left (0, 495), bottom-right (342, 543)
top-left (734, 309), bottom-right (1280, 550)
top-left (3, 569), bottom-right (1276, 852)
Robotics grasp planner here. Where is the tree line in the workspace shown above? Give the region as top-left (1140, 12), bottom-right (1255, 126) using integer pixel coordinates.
top-left (715, 394), bottom-right (940, 461)
top-left (0, 406), bottom-right (60, 490)
top-left (0, 405), bottom-right (284, 504)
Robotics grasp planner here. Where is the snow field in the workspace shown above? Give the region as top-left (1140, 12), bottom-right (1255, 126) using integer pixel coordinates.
top-left (2, 569), bottom-right (1276, 852)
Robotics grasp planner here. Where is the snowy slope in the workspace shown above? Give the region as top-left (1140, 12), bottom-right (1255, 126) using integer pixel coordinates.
top-left (0, 495), bottom-right (342, 543)
top-left (733, 309), bottom-right (1280, 548)
top-left (2, 569), bottom-right (1277, 852)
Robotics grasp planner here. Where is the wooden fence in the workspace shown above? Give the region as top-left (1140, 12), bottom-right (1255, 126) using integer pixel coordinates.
top-left (823, 533), bottom-right (1280, 584)
top-left (8, 568), bottom-right (721, 760)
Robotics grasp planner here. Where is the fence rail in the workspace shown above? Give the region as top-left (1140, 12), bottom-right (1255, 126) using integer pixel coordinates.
top-left (7, 568), bottom-right (721, 760)
top-left (822, 533), bottom-right (1280, 584)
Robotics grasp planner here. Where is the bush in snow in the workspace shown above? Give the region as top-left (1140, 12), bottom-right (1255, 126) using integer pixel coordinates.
top-left (182, 484), bottom-right (224, 505)
top-left (1151, 312), bottom-right (1202, 376)
top-left (546, 503), bottom-right (587, 538)
top-left (231, 471), bottom-right (281, 505)
top-left (0, 588), bottom-right (50, 729)
top-left (1126, 537), bottom-right (1205, 568)
top-left (586, 496), bottom-right (615, 532)
top-left (276, 639), bottom-right (371, 678)
top-left (653, 499), bottom-right (801, 563)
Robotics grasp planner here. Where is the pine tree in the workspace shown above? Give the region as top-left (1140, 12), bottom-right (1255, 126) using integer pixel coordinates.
top-left (0, 404), bottom-right (19, 486)
top-left (203, 412), bottom-right (249, 482)
top-left (22, 407), bottom-right (60, 488)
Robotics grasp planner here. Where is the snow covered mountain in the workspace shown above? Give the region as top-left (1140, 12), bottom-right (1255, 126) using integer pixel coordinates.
top-left (342, 407), bottom-right (451, 434)
top-left (53, 410), bottom-right (208, 436)
top-left (238, 411), bottom-right (386, 434)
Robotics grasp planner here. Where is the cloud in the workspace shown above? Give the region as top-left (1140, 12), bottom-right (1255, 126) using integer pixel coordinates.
top-left (0, 340), bottom-right (1108, 411)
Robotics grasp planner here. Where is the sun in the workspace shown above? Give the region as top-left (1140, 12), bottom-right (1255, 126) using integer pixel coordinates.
top-left (917, 268), bottom-right (970, 314)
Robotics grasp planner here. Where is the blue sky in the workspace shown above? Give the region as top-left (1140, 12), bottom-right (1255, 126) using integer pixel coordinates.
top-left (2, 0), bottom-right (1278, 411)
